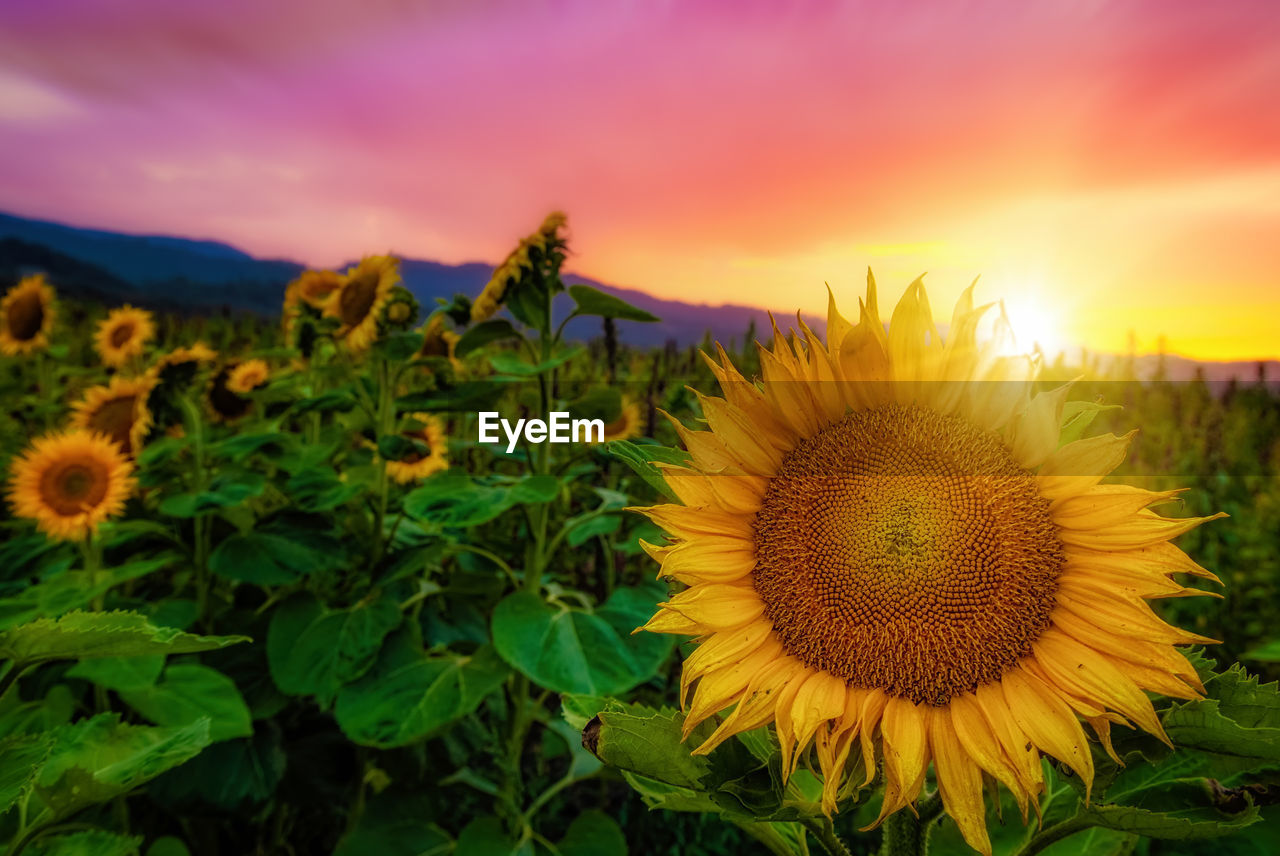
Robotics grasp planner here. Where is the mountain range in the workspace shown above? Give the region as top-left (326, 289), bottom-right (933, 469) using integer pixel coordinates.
top-left (0, 210), bottom-right (1274, 383)
top-left (0, 211), bottom-right (800, 349)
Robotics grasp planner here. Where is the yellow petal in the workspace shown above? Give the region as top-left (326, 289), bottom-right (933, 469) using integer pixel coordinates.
top-left (696, 392), bottom-right (785, 476)
top-left (1010, 383), bottom-right (1072, 469)
top-left (660, 584), bottom-right (765, 629)
top-left (1037, 431), bottom-right (1136, 503)
top-left (1000, 668), bottom-right (1094, 799)
top-left (870, 697), bottom-right (929, 826)
top-left (654, 536), bottom-right (756, 584)
top-left (635, 504), bottom-right (755, 542)
top-left (781, 670), bottom-right (847, 780)
top-left (1051, 485), bottom-right (1186, 531)
top-left (1056, 510), bottom-right (1227, 551)
top-left (682, 618), bottom-right (775, 708)
top-left (693, 656), bottom-right (805, 755)
top-left (684, 634), bottom-right (785, 734)
top-left (949, 693), bottom-right (1030, 820)
top-left (931, 707), bottom-right (992, 856)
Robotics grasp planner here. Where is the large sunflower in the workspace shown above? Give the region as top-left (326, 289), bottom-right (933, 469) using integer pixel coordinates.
top-left (324, 256), bottom-right (400, 351)
top-left (69, 375), bottom-right (155, 458)
top-left (637, 275), bottom-right (1222, 855)
top-left (385, 413), bottom-right (449, 484)
top-left (6, 429), bottom-right (135, 541)
top-left (0, 274), bottom-right (57, 356)
top-left (95, 305), bottom-right (155, 368)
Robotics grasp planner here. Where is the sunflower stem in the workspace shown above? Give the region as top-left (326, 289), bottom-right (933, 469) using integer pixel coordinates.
top-left (880, 808), bottom-right (927, 856)
top-left (803, 817), bottom-right (854, 856)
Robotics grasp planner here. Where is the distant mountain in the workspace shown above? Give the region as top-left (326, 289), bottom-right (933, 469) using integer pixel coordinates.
top-left (0, 210), bottom-right (801, 347)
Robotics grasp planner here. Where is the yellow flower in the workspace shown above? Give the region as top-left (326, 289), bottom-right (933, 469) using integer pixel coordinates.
top-left (153, 342), bottom-right (218, 373)
top-left (598, 397), bottom-right (643, 443)
top-left (385, 414), bottom-right (449, 483)
top-left (0, 274), bottom-right (57, 356)
top-left (95, 305), bottom-right (155, 368)
top-left (637, 274), bottom-right (1223, 855)
top-left (226, 359), bottom-right (270, 394)
top-left (69, 375), bottom-right (155, 458)
top-left (284, 269), bottom-right (344, 343)
top-left (6, 429), bottom-right (135, 541)
top-left (323, 256), bottom-right (400, 351)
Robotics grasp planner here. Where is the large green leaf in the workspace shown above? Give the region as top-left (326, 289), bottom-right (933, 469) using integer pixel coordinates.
top-left (454, 816), bottom-right (533, 856)
top-left (0, 733), bottom-right (52, 813)
top-left (333, 792), bottom-right (452, 856)
top-left (557, 809), bottom-right (628, 856)
top-left (66, 655), bottom-right (165, 692)
top-left (454, 319), bottom-right (520, 357)
top-left (403, 474), bottom-right (558, 528)
top-left (488, 348), bottom-right (583, 376)
top-left (285, 468), bottom-right (364, 512)
top-left (491, 583), bottom-right (674, 695)
top-left (28, 830), bottom-right (144, 856)
top-left (334, 633), bottom-right (509, 748)
top-left (148, 726), bottom-right (286, 810)
top-left (0, 558), bottom-right (176, 632)
top-left (118, 664), bottom-right (253, 743)
top-left (209, 530), bottom-right (334, 585)
top-left (1161, 663), bottom-right (1280, 776)
top-left (35, 713), bottom-right (212, 819)
top-left (567, 284), bottom-right (659, 323)
top-left (0, 610), bottom-right (248, 665)
top-left (158, 471), bottom-right (266, 517)
top-left (266, 593), bottom-right (403, 707)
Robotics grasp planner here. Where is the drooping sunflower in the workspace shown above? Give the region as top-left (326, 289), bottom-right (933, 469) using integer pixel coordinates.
top-left (0, 274), bottom-right (57, 356)
top-left (637, 274), bottom-right (1223, 855)
top-left (598, 396), bottom-right (643, 443)
top-left (6, 429), bottom-right (135, 541)
top-left (284, 269), bottom-right (344, 348)
top-left (226, 359), bottom-right (270, 394)
top-left (417, 313), bottom-right (462, 372)
top-left (470, 211), bottom-right (569, 323)
top-left (207, 364), bottom-right (254, 422)
top-left (69, 375), bottom-right (155, 458)
top-left (323, 256), bottom-right (400, 351)
top-left (95, 305), bottom-right (155, 368)
top-left (143, 343), bottom-right (218, 437)
top-left (385, 413), bottom-right (449, 484)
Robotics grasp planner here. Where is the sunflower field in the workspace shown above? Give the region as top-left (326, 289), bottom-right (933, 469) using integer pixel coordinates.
top-left (1, 213), bottom-right (1279, 856)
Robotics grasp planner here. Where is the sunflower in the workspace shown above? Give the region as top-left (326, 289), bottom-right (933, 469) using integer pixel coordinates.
top-left (471, 256), bottom-right (524, 323)
top-left (324, 256), bottom-right (400, 351)
top-left (143, 343), bottom-right (217, 437)
top-left (95, 305), bottom-right (155, 368)
top-left (0, 274), bottom-right (57, 356)
top-left (6, 429), bottom-right (135, 541)
top-left (637, 274), bottom-right (1223, 855)
top-left (69, 375), bottom-right (155, 458)
top-left (598, 396), bottom-right (643, 443)
top-left (207, 364), bottom-right (253, 422)
top-left (226, 359), bottom-right (270, 394)
top-left (385, 413), bottom-right (449, 484)
top-left (284, 269), bottom-right (344, 347)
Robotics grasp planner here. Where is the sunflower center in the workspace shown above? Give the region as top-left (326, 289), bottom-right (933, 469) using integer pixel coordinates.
top-left (109, 322), bottom-right (136, 348)
top-left (40, 460), bottom-right (110, 516)
top-left (7, 291), bottom-right (44, 340)
top-left (751, 403), bottom-right (1064, 705)
top-left (339, 274), bottom-right (378, 326)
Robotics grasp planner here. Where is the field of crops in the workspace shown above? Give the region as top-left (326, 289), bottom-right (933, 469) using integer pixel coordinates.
top-left (1, 213), bottom-right (1279, 856)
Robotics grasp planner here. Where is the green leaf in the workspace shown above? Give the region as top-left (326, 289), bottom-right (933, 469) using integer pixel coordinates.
top-left (558, 809), bottom-right (627, 856)
top-left (395, 380), bottom-right (509, 414)
top-left (334, 633), bottom-right (509, 748)
top-left (585, 705), bottom-right (712, 790)
top-left (491, 583), bottom-right (675, 695)
top-left (455, 319), bottom-right (520, 357)
top-left (28, 830), bottom-right (144, 856)
top-left (488, 347), bottom-right (582, 376)
top-left (209, 432), bottom-right (296, 463)
top-left (285, 468), bottom-right (364, 512)
top-left (334, 792), bottom-right (452, 856)
top-left (36, 713), bottom-right (212, 818)
top-left (568, 284), bottom-right (659, 322)
top-left (1076, 789), bottom-right (1259, 840)
top-left (566, 514), bottom-right (621, 548)
top-left (0, 610), bottom-right (248, 665)
top-left (455, 816), bottom-right (533, 856)
top-left (504, 473), bottom-right (561, 504)
top-left (266, 593), bottom-right (403, 707)
top-left (0, 733), bottom-right (52, 813)
top-left (145, 837), bottom-right (191, 856)
top-left (290, 389), bottom-right (358, 416)
top-left (118, 664), bottom-right (253, 743)
top-left (0, 558), bottom-right (176, 632)
top-left (605, 440), bottom-right (690, 500)
top-left (403, 476), bottom-right (524, 528)
top-left (66, 655), bottom-right (165, 692)
top-left (148, 726), bottom-right (286, 810)
top-left (209, 531), bottom-right (329, 585)
top-left (1243, 640), bottom-right (1280, 662)
top-left (158, 471), bottom-right (266, 517)
top-left (1161, 663), bottom-right (1280, 776)
top-left (375, 331), bottom-right (425, 361)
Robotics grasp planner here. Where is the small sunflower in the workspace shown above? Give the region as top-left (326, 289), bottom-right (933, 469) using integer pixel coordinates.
top-left (207, 364), bottom-right (254, 422)
top-left (6, 429), bottom-right (135, 541)
top-left (143, 343), bottom-right (218, 437)
top-left (0, 274), bottom-right (57, 356)
top-left (324, 256), bottom-right (400, 351)
top-left (284, 269), bottom-right (344, 348)
top-left (95, 305), bottom-right (155, 368)
top-left (382, 287), bottom-right (420, 330)
top-left (385, 413), bottom-right (449, 484)
top-left (69, 376), bottom-right (155, 458)
top-left (598, 397), bottom-right (644, 443)
top-left (226, 359), bottom-right (270, 394)
top-left (637, 274), bottom-right (1223, 855)
top-left (417, 314), bottom-right (461, 368)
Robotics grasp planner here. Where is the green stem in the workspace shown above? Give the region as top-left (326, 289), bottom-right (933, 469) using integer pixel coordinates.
top-left (1012, 817), bottom-right (1090, 856)
top-left (370, 356), bottom-right (393, 570)
top-left (880, 809), bottom-right (926, 856)
top-left (179, 396), bottom-right (212, 628)
top-left (803, 817), bottom-right (853, 856)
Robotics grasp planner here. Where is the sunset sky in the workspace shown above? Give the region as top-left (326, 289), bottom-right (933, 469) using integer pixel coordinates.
top-left (1, 0), bottom-right (1277, 359)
